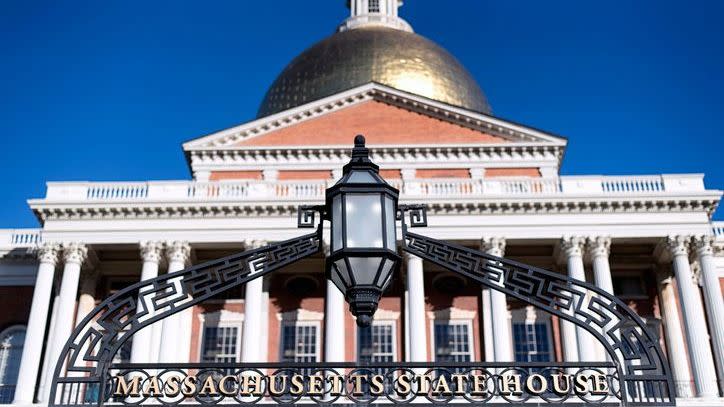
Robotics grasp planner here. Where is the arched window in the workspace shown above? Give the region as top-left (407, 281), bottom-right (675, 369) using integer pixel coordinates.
top-left (0, 326), bottom-right (26, 403)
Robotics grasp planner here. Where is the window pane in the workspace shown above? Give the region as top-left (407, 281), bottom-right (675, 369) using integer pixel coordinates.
top-left (434, 322), bottom-right (470, 363)
top-left (281, 323), bottom-right (318, 363)
top-left (0, 328), bottom-right (25, 403)
top-left (512, 322), bottom-right (551, 363)
top-left (345, 194), bottom-right (383, 248)
top-left (202, 326), bottom-right (239, 363)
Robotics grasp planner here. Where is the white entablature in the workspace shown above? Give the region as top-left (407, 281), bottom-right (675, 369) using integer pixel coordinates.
top-left (182, 83), bottom-right (567, 179)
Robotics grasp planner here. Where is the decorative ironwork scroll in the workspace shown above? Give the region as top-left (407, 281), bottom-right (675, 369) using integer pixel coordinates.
top-left (398, 205), bottom-right (675, 406)
top-left (49, 227), bottom-right (322, 406)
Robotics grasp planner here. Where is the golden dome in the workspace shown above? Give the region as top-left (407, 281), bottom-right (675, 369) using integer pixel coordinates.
top-left (257, 27), bottom-right (490, 118)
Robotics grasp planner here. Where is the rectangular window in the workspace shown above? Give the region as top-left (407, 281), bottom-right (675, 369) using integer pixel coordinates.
top-left (513, 322), bottom-right (552, 363)
top-left (280, 323), bottom-right (319, 363)
top-left (433, 321), bottom-right (472, 362)
top-left (201, 326), bottom-right (240, 363)
top-left (357, 322), bottom-right (396, 363)
top-left (368, 0), bottom-right (380, 13)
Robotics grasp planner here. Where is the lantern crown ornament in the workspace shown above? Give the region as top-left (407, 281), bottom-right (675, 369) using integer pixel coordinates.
top-left (325, 135), bottom-right (401, 327)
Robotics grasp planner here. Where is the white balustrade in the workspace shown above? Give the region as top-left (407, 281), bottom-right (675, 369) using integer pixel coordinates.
top-left (0, 229), bottom-right (43, 249)
top-left (712, 222), bottom-right (724, 239)
top-left (35, 174), bottom-right (707, 205)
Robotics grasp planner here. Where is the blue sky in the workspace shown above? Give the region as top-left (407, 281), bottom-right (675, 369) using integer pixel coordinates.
top-left (1, 0), bottom-right (723, 227)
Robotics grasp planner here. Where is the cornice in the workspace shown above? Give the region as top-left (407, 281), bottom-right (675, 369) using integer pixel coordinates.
top-left (30, 193), bottom-right (721, 223)
top-left (187, 143), bottom-right (564, 173)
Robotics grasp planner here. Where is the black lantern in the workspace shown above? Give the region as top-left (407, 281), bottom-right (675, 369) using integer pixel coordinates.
top-left (325, 135), bottom-right (401, 327)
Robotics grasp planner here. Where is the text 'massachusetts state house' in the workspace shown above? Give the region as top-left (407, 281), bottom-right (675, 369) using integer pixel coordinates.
top-left (1, 1), bottom-right (723, 405)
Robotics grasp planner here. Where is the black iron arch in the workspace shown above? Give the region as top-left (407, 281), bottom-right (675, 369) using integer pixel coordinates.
top-left (48, 227), bottom-right (322, 406)
top-left (398, 205), bottom-right (675, 405)
top-left (47, 206), bottom-right (675, 406)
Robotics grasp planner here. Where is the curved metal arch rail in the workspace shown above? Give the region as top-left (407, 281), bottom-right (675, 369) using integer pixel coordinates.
top-left (48, 207), bottom-right (675, 406)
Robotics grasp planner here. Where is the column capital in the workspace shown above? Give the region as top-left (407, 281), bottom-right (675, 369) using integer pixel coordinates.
top-left (480, 237), bottom-right (506, 257)
top-left (140, 241), bottom-right (164, 263)
top-left (560, 236), bottom-right (586, 258)
top-left (665, 235), bottom-right (691, 258)
top-left (165, 241), bottom-right (191, 265)
top-left (243, 239), bottom-right (269, 250)
top-left (36, 242), bottom-right (61, 265)
top-left (585, 236), bottom-right (611, 259)
top-left (692, 235), bottom-right (715, 257)
top-left (62, 242), bottom-right (88, 265)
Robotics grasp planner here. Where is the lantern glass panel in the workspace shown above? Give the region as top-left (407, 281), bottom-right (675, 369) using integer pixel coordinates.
top-left (347, 171), bottom-right (377, 183)
top-left (334, 258), bottom-right (352, 286)
top-left (332, 195), bottom-right (343, 251)
top-left (348, 257), bottom-right (382, 285)
top-left (344, 194), bottom-right (384, 248)
top-left (330, 266), bottom-right (347, 295)
top-left (384, 196), bottom-right (396, 249)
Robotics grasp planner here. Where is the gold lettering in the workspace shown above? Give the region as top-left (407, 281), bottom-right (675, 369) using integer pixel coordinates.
top-left (551, 373), bottom-right (571, 395)
top-left (350, 375), bottom-right (366, 396)
top-left (432, 375), bottom-right (452, 396)
top-left (198, 376), bottom-right (218, 396)
top-left (144, 376), bottom-right (161, 396)
top-left (370, 374), bottom-right (385, 395)
top-left (240, 374), bottom-right (263, 396)
top-left (308, 375), bottom-right (324, 396)
top-left (471, 374), bottom-right (488, 396)
top-left (395, 373), bottom-right (411, 395)
top-left (218, 375), bottom-right (238, 397)
top-left (450, 374), bottom-right (467, 395)
top-left (328, 374), bottom-right (344, 396)
top-left (415, 374), bottom-right (432, 395)
top-left (268, 375), bottom-right (287, 396)
top-left (181, 376), bottom-right (197, 397)
top-left (525, 373), bottom-right (547, 395)
top-left (499, 374), bottom-right (523, 396)
top-left (290, 374), bottom-right (305, 395)
top-left (574, 373), bottom-right (590, 394)
top-left (114, 375), bottom-right (140, 397)
top-left (591, 373), bottom-right (609, 395)
top-left (164, 375), bottom-right (181, 397)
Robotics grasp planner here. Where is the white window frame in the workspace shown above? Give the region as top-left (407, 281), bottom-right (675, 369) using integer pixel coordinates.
top-left (356, 319), bottom-right (397, 363)
top-left (278, 319), bottom-right (321, 363)
top-left (197, 310), bottom-right (244, 363)
top-left (511, 306), bottom-right (554, 363)
top-left (428, 308), bottom-right (476, 362)
top-left (0, 325), bottom-right (26, 403)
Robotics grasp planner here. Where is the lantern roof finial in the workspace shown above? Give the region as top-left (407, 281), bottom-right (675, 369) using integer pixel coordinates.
top-left (343, 134), bottom-right (379, 174)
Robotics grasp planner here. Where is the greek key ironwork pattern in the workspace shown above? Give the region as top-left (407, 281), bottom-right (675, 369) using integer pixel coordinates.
top-left (49, 230), bottom-right (321, 406)
top-left (401, 229), bottom-right (674, 406)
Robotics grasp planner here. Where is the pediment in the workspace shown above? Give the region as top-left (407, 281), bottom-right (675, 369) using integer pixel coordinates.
top-left (183, 83), bottom-right (566, 151)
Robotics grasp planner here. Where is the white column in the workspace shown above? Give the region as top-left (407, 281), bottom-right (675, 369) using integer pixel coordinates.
top-left (560, 236), bottom-right (593, 362)
top-left (130, 241), bottom-right (163, 363)
top-left (43, 242), bottom-right (87, 401)
top-left (74, 270), bottom-right (97, 327)
top-left (481, 288), bottom-right (494, 362)
top-left (36, 293), bottom-right (60, 402)
top-left (158, 241), bottom-right (190, 363)
top-left (586, 236), bottom-right (613, 362)
top-left (666, 235), bottom-right (718, 397)
top-left (406, 253), bottom-right (427, 361)
top-left (325, 280), bottom-right (346, 362)
top-left (693, 235), bottom-right (724, 387)
top-left (481, 237), bottom-right (513, 362)
top-left (241, 240), bottom-right (267, 363)
top-left (657, 271), bottom-right (694, 398)
top-left (13, 243), bottom-right (60, 404)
